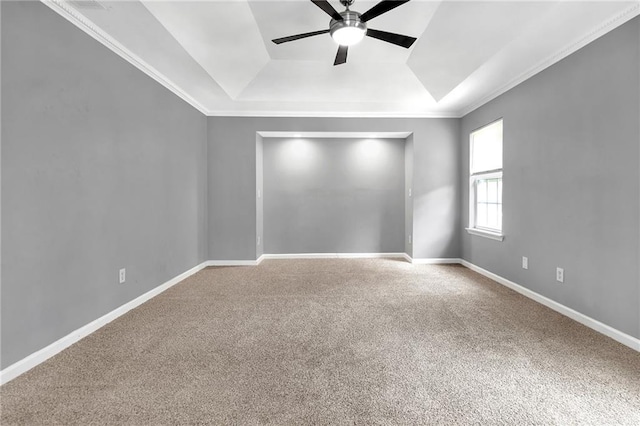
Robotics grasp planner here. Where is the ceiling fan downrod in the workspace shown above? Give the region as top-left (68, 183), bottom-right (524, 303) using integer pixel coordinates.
top-left (272, 0), bottom-right (417, 66)
top-left (339, 0), bottom-right (356, 8)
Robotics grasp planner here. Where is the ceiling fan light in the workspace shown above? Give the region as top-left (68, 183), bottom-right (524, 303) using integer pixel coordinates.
top-left (330, 10), bottom-right (367, 46)
top-left (331, 26), bottom-right (366, 46)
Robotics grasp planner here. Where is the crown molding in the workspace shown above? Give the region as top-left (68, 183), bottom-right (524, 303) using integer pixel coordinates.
top-left (458, 2), bottom-right (640, 117)
top-left (206, 110), bottom-right (461, 118)
top-left (41, 0), bottom-right (209, 115)
top-left (40, 1), bottom-right (639, 119)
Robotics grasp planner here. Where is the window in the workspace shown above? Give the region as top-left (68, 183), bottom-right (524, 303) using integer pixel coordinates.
top-left (468, 119), bottom-right (503, 240)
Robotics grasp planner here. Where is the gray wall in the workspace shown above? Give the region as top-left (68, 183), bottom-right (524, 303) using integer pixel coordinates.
top-left (7, 0), bottom-right (633, 372)
top-left (460, 16), bottom-right (640, 338)
top-left (256, 135), bottom-right (264, 258)
top-left (208, 117), bottom-right (460, 261)
top-left (404, 135), bottom-right (414, 257)
top-left (1, 1), bottom-right (208, 368)
top-left (263, 137), bottom-right (405, 254)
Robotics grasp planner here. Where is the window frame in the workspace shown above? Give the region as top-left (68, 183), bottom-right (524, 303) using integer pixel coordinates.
top-left (467, 119), bottom-right (504, 241)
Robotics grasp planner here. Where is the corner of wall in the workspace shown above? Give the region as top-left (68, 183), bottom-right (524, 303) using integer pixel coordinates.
top-left (201, 114), bottom-right (209, 263)
top-left (256, 133), bottom-right (264, 259)
top-left (404, 134), bottom-right (414, 258)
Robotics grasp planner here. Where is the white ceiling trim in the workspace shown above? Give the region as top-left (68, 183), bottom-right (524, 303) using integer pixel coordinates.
top-left (212, 110), bottom-right (460, 118)
top-left (141, 1), bottom-right (270, 100)
top-left (41, 1), bottom-right (640, 119)
top-left (258, 131), bottom-right (413, 139)
top-left (41, 0), bottom-right (209, 115)
top-left (457, 1), bottom-right (640, 117)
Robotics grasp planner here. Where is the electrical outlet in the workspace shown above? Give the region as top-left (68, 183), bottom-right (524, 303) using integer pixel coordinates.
top-left (408, 188), bottom-right (412, 197)
top-left (522, 256), bottom-right (528, 270)
top-left (556, 267), bottom-right (564, 283)
top-left (257, 236), bottom-right (261, 246)
top-left (119, 268), bottom-right (126, 284)
top-left (408, 235), bottom-right (412, 244)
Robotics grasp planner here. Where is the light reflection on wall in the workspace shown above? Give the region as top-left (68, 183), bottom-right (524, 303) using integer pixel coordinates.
top-left (275, 138), bottom-right (321, 175)
top-left (414, 185), bottom-right (457, 255)
top-left (263, 136), bottom-right (406, 254)
top-left (349, 138), bottom-right (389, 171)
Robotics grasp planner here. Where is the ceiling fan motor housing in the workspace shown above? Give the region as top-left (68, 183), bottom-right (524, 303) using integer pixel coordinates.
top-left (330, 10), bottom-right (367, 46)
top-left (271, 0), bottom-right (417, 64)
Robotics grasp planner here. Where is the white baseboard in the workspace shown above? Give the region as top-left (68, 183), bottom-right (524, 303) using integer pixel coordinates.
top-left (411, 257), bottom-right (462, 265)
top-left (4, 257), bottom-right (636, 386)
top-left (460, 260), bottom-right (640, 352)
top-left (213, 254), bottom-right (459, 265)
top-left (205, 259), bottom-right (261, 266)
top-left (0, 261), bottom-right (209, 386)
top-left (261, 253), bottom-right (410, 260)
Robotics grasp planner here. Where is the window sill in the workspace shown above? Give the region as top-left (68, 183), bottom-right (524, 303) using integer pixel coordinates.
top-left (466, 228), bottom-right (504, 241)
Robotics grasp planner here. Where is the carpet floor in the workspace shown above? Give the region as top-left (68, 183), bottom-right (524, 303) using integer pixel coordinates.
top-left (1, 259), bottom-right (639, 425)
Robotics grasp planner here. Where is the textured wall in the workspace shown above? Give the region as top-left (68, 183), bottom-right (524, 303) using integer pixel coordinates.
top-left (1, 1), bottom-right (208, 368)
top-left (263, 137), bottom-right (405, 254)
top-left (460, 17), bottom-right (640, 338)
top-left (207, 117), bottom-right (461, 261)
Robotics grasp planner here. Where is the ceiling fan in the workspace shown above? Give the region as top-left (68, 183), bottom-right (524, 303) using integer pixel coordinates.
top-left (272, 0), bottom-right (416, 66)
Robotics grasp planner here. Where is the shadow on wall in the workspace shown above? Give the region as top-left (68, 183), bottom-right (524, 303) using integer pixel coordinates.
top-left (413, 185), bottom-right (458, 258)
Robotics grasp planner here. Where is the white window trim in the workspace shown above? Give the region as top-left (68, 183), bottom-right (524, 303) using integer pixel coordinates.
top-left (468, 118), bottom-right (504, 241)
top-left (468, 171), bottom-right (503, 240)
top-left (466, 227), bottom-right (504, 241)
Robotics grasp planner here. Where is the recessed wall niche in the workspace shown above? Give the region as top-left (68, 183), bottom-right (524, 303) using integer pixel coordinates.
top-left (256, 132), bottom-right (413, 256)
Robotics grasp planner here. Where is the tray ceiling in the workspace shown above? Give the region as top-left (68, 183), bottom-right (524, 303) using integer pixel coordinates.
top-left (48, 0), bottom-right (639, 117)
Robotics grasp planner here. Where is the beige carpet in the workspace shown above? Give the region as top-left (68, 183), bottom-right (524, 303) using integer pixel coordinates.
top-left (1, 259), bottom-right (639, 425)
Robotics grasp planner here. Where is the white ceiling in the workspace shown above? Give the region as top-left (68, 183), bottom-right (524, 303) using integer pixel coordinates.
top-left (51, 0), bottom-right (639, 117)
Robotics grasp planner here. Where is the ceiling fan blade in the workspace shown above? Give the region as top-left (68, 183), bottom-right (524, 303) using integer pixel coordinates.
top-left (360, 0), bottom-right (411, 22)
top-left (366, 28), bottom-right (417, 48)
top-left (334, 45), bottom-right (348, 66)
top-left (311, 0), bottom-right (343, 21)
top-left (272, 29), bottom-right (330, 45)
